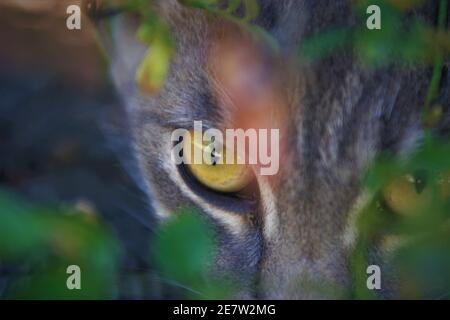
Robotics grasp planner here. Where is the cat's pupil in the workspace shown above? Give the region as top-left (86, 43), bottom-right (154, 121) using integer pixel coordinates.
top-left (211, 148), bottom-right (217, 166)
top-left (210, 136), bottom-right (217, 166)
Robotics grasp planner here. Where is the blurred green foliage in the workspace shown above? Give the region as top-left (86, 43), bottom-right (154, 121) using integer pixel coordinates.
top-left (152, 209), bottom-right (235, 299)
top-left (132, 0), bottom-right (175, 94)
top-left (0, 193), bottom-right (233, 299)
top-left (351, 133), bottom-right (450, 299)
top-left (0, 189), bottom-right (119, 299)
top-left (300, 0), bottom-right (450, 66)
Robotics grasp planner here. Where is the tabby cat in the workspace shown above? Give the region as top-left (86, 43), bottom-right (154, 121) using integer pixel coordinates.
top-left (100, 0), bottom-right (450, 299)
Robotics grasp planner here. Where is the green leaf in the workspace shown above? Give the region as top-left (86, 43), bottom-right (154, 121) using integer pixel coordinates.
top-left (299, 28), bottom-right (353, 61)
top-left (177, 0), bottom-right (218, 9)
top-left (243, 0), bottom-right (260, 22)
top-left (0, 189), bottom-right (119, 299)
top-left (136, 35), bottom-right (174, 94)
top-left (153, 210), bottom-right (215, 287)
top-left (152, 208), bottom-right (234, 298)
top-left (224, 0), bottom-right (241, 14)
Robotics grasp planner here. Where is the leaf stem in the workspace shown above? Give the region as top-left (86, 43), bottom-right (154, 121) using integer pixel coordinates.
top-left (424, 0), bottom-right (448, 109)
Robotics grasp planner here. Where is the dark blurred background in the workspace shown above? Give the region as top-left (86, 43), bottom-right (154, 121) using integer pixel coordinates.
top-left (0, 0), bottom-right (159, 299)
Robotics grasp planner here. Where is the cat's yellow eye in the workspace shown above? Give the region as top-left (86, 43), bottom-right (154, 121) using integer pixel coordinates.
top-left (183, 131), bottom-right (253, 193)
top-left (382, 174), bottom-right (432, 216)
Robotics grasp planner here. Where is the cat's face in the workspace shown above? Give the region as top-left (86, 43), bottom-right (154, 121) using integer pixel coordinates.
top-left (105, 0), bottom-right (442, 299)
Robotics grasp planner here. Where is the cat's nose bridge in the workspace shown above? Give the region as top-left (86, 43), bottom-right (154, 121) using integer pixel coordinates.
top-left (257, 173), bottom-right (350, 299)
top-left (258, 223), bottom-right (349, 299)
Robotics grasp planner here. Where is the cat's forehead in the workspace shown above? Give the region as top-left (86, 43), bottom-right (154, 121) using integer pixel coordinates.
top-left (140, 0), bottom-right (312, 129)
top-left (155, 0), bottom-right (308, 46)
top-left (155, 0), bottom-right (353, 36)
